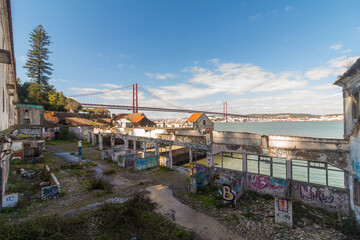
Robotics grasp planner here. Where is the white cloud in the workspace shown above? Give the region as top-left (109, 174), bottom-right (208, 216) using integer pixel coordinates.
top-left (284, 6), bottom-right (292, 11)
top-left (145, 72), bottom-right (178, 80)
top-left (250, 13), bottom-right (261, 21)
top-left (340, 49), bottom-right (352, 53)
top-left (328, 55), bottom-right (360, 75)
top-left (329, 43), bottom-right (343, 51)
top-left (312, 84), bottom-right (337, 90)
top-left (101, 83), bottom-right (122, 88)
top-left (305, 67), bottom-right (333, 80)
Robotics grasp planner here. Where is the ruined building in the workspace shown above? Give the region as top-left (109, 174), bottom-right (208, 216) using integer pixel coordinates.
top-left (334, 58), bottom-right (360, 223)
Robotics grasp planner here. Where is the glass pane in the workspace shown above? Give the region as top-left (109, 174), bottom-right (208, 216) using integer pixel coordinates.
top-left (273, 157), bottom-right (286, 164)
top-left (232, 153), bottom-right (242, 159)
top-left (213, 154), bottom-right (222, 167)
top-left (328, 164), bottom-right (342, 171)
top-left (292, 165), bottom-right (308, 182)
top-left (328, 170), bottom-right (345, 188)
top-left (273, 163), bottom-right (286, 179)
top-left (259, 161), bottom-right (271, 176)
top-left (259, 156), bottom-right (271, 161)
top-left (247, 154), bottom-right (258, 160)
top-left (292, 159), bottom-right (308, 166)
top-left (309, 162), bottom-right (325, 168)
top-left (223, 156), bottom-right (242, 171)
top-left (223, 152), bottom-right (232, 157)
top-left (309, 168), bottom-right (326, 185)
top-left (247, 160), bottom-right (258, 174)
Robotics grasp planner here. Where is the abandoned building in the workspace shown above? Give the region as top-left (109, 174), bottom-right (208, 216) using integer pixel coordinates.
top-left (112, 113), bottom-right (155, 128)
top-left (334, 57), bottom-right (360, 223)
top-left (184, 112), bottom-right (214, 133)
top-left (0, 0), bottom-right (17, 132)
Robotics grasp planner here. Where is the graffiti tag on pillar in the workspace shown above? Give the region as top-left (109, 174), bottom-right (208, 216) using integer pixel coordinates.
top-left (195, 172), bottom-right (205, 187)
top-left (223, 185), bottom-right (235, 202)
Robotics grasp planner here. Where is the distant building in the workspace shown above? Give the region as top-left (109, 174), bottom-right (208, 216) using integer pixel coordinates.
top-left (112, 113), bottom-right (155, 128)
top-left (0, 0), bottom-right (17, 131)
top-left (333, 58), bottom-right (360, 224)
top-left (184, 112), bottom-right (214, 133)
top-left (17, 104), bottom-right (44, 126)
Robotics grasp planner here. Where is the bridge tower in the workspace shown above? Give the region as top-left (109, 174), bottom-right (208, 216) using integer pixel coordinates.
top-left (133, 83), bottom-right (138, 113)
top-left (223, 101), bottom-right (228, 122)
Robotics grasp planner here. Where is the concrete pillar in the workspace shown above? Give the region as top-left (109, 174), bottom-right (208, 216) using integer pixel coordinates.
top-left (286, 158), bottom-right (292, 180)
top-left (133, 140), bottom-right (137, 152)
top-left (242, 153), bottom-right (247, 173)
top-left (155, 143), bottom-right (159, 156)
top-left (169, 144), bottom-right (173, 169)
top-left (87, 132), bottom-right (91, 143)
top-left (189, 146), bottom-right (193, 163)
top-left (92, 133), bottom-right (96, 146)
top-left (142, 141), bottom-right (147, 158)
top-left (99, 134), bottom-right (103, 151)
top-left (111, 135), bottom-right (115, 149)
top-left (125, 138), bottom-right (129, 149)
top-left (206, 150), bottom-right (213, 167)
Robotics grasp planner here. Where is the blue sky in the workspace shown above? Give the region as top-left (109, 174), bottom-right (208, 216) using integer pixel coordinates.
top-left (12, 0), bottom-right (360, 116)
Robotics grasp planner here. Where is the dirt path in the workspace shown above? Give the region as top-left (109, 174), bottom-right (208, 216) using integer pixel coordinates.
top-left (147, 184), bottom-right (241, 240)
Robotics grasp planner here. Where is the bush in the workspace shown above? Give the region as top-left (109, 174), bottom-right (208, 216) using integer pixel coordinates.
top-left (87, 174), bottom-right (113, 193)
top-left (56, 127), bottom-right (78, 141)
top-left (103, 168), bottom-right (116, 175)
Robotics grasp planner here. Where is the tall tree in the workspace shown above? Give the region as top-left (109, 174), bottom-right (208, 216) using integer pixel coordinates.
top-left (23, 25), bottom-right (53, 85)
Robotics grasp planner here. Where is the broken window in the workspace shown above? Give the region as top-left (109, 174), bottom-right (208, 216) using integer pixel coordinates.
top-left (273, 157), bottom-right (286, 179)
top-left (247, 154), bottom-right (259, 174)
top-left (222, 152), bottom-right (242, 171)
top-left (354, 178), bottom-right (360, 206)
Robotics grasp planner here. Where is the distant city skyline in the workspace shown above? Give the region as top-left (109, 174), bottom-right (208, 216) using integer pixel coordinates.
top-left (12, 0), bottom-right (360, 117)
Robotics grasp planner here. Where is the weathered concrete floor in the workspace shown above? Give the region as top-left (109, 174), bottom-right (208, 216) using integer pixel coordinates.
top-left (147, 184), bottom-right (241, 240)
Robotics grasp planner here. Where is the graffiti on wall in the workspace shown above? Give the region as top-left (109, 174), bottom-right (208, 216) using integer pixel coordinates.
top-left (41, 185), bottom-right (60, 200)
top-left (292, 183), bottom-right (348, 213)
top-left (352, 156), bottom-right (360, 182)
top-left (135, 156), bottom-right (159, 170)
top-left (223, 185), bottom-right (236, 202)
top-left (2, 193), bottom-right (19, 208)
top-left (190, 163), bottom-right (208, 176)
top-left (275, 197), bottom-right (293, 227)
top-left (247, 174), bottom-right (287, 195)
top-left (213, 173), bottom-right (235, 185)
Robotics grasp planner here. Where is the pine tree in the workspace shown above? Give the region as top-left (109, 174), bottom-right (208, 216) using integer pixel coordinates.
top-left (24, 25), bottom-right (53, 85)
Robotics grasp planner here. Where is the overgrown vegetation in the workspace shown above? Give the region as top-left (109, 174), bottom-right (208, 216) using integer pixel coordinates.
top-left (55, 127), bottom-right (77, 141)
top-left (0, 194), bottom-right (194, 240)
top-left (188, 184), bottom-right (223, 209)
top-left (87, 174), bottom-right (113, 193)
top-left (103, 168), bottom-right (116, 175)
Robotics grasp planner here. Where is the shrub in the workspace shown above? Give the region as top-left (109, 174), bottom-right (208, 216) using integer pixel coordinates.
top-left (56, 127), bottom-right (78, 141)
top-left (87, 174), bottom-right (113, 193)
top-left (103, 168), bottom-right (116, 175)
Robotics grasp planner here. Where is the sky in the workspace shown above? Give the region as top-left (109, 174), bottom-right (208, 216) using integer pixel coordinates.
top-left (11, 0), bottom-right (360, 117)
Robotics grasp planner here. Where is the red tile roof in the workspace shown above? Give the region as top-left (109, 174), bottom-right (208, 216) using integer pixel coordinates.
top-left (132, 115), bottom-right (145, 123)
top-left (44, 112), bottom-right (59, 123)
top-left (187, 112), bottom-right (203, 122)
top-left (64, 117), bottom-right (98, 126)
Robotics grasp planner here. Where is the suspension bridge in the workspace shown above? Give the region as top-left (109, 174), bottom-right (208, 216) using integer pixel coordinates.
top-left (69, 84), bottom-right (251, 119)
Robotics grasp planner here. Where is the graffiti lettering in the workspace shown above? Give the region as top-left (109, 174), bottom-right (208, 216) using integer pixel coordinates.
top-left (135, 156), bottom-right (159, 170)
top-left (190, 163), bottom-right (208, 176)
top-left (42, 185), bottom-right (60, 200)
top-left (247, 175), bottom-right (286, 191)
top-left (275, 197), bottom-right (293, 227)
top-left (223, 185), bottom-right (235, 202)
top-left (195, 172), bottom-right (205, 187)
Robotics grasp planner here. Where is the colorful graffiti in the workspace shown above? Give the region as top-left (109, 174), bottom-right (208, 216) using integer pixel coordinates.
top-left (275, 197), bottom-right (293, 227)
top-left (247, 174), bottom-right (287, 195)
top-left (213, 173), bottom-right (235, 185)
top-left (195, 172), bottom-right (206, 187)
top-left (292, 183), bottom-right (348, 210)
top-left (190, 163), bottom-right (208, 176)
top-left (42, 132), bottom-right (55, 138)
top-left (352, 156), bottom-right (360, 182)
top-left (135, 156), bottom-right (159, 170)
top-left (41, 185), bottom-right (60, 200)
top-left (223, 185), bottom-right (236, 202)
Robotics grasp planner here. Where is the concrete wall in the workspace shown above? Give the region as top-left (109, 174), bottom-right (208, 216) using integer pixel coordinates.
top-left (0, 0), bottom-right (17, 132)
top-left (349, 134), bottom-right (360, 222)
top-left (17, 105), bottom-right (43, 126)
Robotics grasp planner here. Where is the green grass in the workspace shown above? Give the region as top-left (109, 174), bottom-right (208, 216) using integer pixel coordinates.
top-left (156, 165), bottom-right (174, 173)
top-left (0, 194), bottom-right (194, 240)
top-left (188, 184), bottom-right (223, 209)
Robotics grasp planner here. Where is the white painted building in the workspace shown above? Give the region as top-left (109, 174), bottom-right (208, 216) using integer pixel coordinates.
top-left (334, 58), bottom-right (360, 224)
top-left (0, 0), bottom-right (17, 131)
top-left (184, 112), bottom-right (214, 133)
